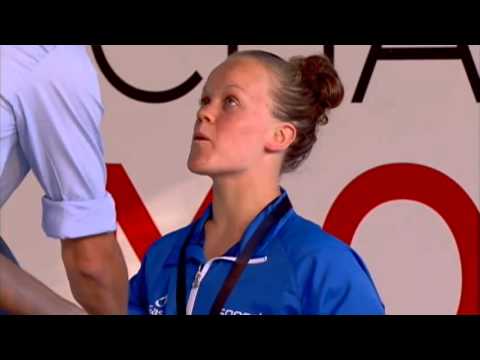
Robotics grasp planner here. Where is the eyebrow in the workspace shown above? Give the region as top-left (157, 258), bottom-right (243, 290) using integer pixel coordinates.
top-left (201, 84), bottom-right (247, 96)
top-left (224, 84), bottom-right (246, 92)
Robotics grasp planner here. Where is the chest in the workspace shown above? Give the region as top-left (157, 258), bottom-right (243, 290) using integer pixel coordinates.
top-left (146, 256), bottom-right (302, 316)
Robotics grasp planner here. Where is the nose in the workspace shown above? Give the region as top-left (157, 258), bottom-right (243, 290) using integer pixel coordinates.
top-left (197, 105), bottom-right (214, 125)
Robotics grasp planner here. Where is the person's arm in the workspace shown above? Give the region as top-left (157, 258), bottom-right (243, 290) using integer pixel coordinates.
top-left (0, 254), bottom-right (86, 315)
top-left (14, 45), bottom-right (128, 314)
top-left (61, 232), bottom-right (128, 315)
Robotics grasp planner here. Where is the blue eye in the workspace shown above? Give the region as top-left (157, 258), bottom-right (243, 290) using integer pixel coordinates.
top-left (224, 96), bottom-right (238, 108)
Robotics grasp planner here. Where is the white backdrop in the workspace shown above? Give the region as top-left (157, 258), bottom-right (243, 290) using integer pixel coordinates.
top-left (2, 45), bottom-right (479, 314)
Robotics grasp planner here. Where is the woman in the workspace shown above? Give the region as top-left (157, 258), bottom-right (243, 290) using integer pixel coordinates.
top-left (129, 50), bottom-right (385, 315)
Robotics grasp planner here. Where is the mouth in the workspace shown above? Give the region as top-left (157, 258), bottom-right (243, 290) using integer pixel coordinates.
top-left (193, 133), bottom-right (211, 142)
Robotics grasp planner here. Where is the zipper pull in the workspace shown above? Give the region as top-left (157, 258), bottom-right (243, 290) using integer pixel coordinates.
top-left (192, 265), bottom-right (203, 289)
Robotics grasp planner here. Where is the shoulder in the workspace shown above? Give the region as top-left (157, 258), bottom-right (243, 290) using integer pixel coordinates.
top-left (276, 212), bottom-right (384, 314)
top-left (8, 46), bottom-right (101, 109)
top-left (277, 211), bottom-right (378, 291)
top-left (142, 223), bottom-right (194, 268)
top-left (277, 211), bottom-right (354, 262)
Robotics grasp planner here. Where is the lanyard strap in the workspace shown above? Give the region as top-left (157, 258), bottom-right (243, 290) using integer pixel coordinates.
top-left (176, 195), bottom-right (292, 315)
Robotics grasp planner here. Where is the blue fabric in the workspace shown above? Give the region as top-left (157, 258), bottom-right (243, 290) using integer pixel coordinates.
top-left (128, 191), bottom-right (385, 315)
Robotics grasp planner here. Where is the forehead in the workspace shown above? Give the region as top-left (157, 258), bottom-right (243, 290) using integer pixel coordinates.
top-left (203, 56), bottom-right (275, 97)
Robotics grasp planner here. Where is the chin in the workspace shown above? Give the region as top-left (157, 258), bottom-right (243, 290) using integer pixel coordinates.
top-left (188, 153), bottom-right (247, 177)
top-left (187, 158), bottom-right (213, 176)
top-left (188, 161), bottom-right (241, 178)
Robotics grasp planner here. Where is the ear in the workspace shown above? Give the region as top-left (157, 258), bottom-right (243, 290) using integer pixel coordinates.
top-left (265, 122), bottom-right (297, 153)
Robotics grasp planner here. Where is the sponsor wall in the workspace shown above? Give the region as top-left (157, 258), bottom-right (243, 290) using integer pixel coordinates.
top-left (2, 45), bottom-right (479, 314)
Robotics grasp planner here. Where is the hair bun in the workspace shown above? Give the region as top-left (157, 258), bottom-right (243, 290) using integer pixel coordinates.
top-left (296, 55), bottom-right (344, 124)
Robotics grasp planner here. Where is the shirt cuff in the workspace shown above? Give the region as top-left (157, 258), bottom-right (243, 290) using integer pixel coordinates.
top-left (42, 193), bottom-right (117, 239)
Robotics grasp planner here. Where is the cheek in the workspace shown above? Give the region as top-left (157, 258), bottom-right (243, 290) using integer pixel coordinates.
top-left (218, 118), bottom-right (265, 153)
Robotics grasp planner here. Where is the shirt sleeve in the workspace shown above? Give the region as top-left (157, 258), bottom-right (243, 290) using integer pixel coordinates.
top-left (12, 45), bottom-right (116, 239)
top-left (128, 258), bottom-right (149, 315)
top-left (297, 246), bottom-right (386, 315)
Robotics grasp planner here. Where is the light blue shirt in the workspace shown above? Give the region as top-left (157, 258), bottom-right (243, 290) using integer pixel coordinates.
top-left (0, 45), bottom-right (116, 239)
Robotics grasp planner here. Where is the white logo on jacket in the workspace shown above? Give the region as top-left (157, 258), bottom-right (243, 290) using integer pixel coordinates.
top-left (220, 308), bottom-right (263, 316)
top-left (149, 295), bottom-right (168, 315)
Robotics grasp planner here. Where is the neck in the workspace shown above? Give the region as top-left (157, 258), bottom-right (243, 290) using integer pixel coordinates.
top-left (210, 172), bottom-right (281, 235)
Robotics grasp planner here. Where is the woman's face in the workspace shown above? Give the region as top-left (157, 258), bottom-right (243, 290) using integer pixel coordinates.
top-left (187, 56), bottom-right (280, 178)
